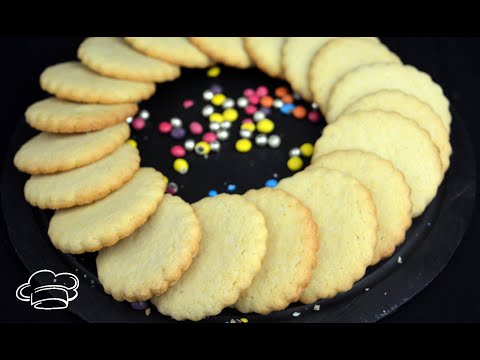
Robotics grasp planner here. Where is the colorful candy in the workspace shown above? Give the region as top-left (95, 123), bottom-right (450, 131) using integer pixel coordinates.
top-left (227, 184), bottom-right (237, 192)
top-left (132, 117), bottom-right (146, 130)
top-left (273, 99), bottom-right (284, 109)
top-left (139, 109), bottom-right (150, 119)
top-left (253, 111), bottom-right (266, 122)
top-left (280, 104), bottom-right (295, 115)
top-left (265, 179), bottom-right (278, 188)
top-left (268, 135), bottom-right (281, 148)
top-left (300, 143), bottom-right (314, 157)
top-left (256, 86), bottom-right (269, 97)
top-left (203, 90), bottom-right (214, 101)
top-left (275, 86), bottom-right (289, 97)
top-left (236, 138), bottom-right (253, 153)
top-left (293, 106), bottom-right (307, 119)
top-left (241, 122), bottom-right (256, 132)
top-left (171, 127), bottom-right (186, 140)
top-left (212, 93), bottom-right (227, 106)
top-left (217, 129), bottom-right (230, 141)
top-left (237, 97), bottom-right (249, 108)
top-left (255, 134), bottom-right (268, 147)
top-left (260, 96), bottom-right (274, 108)
top-left (245, 105), bottom-right (258, 115)
top-left (131, 301), bottom-right (148, 310)
top-left (210, 141), bottom-right (221, 152)
top-left (223, 108), bottom-right (239, 122)
top-left (257, 119), bottom-right (275, 134)
top-left (207, 66), bottom-right (221, 78)
top-left (126, 139), bottom-right (137, 148)
top-left (243, 88), bottom-right (255, 97)
top-left (208, 190), bottom-right (218, 197)
top-left (202, 105), bottom-right (215, 117)
top-left (281, 94), bottom-right (294, 104)
top-left (183, 100), bottom-right (195, 109)
top-left (260, 107), bottom-right (272, 116)
top-left (308, 111), bottom-right (320, 123)
top-left (223, 98), bottom-right (235, 109)
top-left (184, 139), bottom-right (196, 152)
top-left (170, 117), bottom-right (183, 128)
top-left (210, 84), bottom-right (223, 94)
top-left (248, 95), bottom-right (260, 105)
top-left (195, 141), bottom-right (211, 156)
top-left (126, 116), bottom-right (133, 124)
top-left (166, 182), bottom-right (179, 195)
top-left (189, 121), bottom-right (204, 135)
top-left (171, 145), bottom-right (186, 158)
top-left (173, 158), bottom-right (189, 174)
top-left (239, 129), bottom-right (253, 139)
top-left (287, 157), bottom-right (304, 172)
top-left (158, 121), bottom-right (173, 134)
top-left (209, 113), bottom-right (224, 123)
top-left (202, 132), bottom-right (217, 143)
top-left (209, 122), bottom-right (220, 132)
top-left (289, 147), bottom-right (301, 158)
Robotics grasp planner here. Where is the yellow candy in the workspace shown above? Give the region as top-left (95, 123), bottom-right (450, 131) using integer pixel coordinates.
top-left (235, 139), bottom-right (253, 153)
top-left (173, 158), bottom-right (189, 175)
top-left (287, 157), bottom-right (304, 172)
top-left (207, 66), bottom-right (221, 78)
top-left (163, 175), bottom-right (169, 184)
top-left (212, 94), bottom-right (227, 106)
top-left (240, 318), bottom-right (248, 323)
top-left (257, 119), bottom-right (275, 134)
top-left (126, 139), bottom-right (137, 148)
top-left (209, 112), bottom-right (224, 123)
top-left (195, 141), bottom-right (211, 156)
top-left (241, 122), bottom-right (256, 132)
top-left (300, 143), bottom-right (314, 157)
top-left (223, 108), bottom-right (239, 122)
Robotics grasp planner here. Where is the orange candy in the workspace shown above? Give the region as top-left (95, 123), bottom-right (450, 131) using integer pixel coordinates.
top-left (293, 106), bottom-right (307, 119)
top-left (282, 94), bottom-right (294, 104)
top-left (260, 96), bottom-right (274, 108)
top-left (275, 86), bottom-right (289, 98)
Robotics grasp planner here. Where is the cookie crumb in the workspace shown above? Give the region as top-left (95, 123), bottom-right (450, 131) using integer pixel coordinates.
top-left (145, 307), bottom-right (151, 316)
top-left (313, 305), bottom-right (320, 311)
top-left (230, 319), bottom-right (236, 323)
top-left (384, 292), bottom-right (388, 296)
top-left (397, 256), bottom-right (403, 264)
top-left (365, 288), bottom-right (370, 292)
top-left (293, 312), bottom-right (301, 317)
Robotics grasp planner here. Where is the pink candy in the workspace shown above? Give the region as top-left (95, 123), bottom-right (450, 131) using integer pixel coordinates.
top-left (170, 145), bottom-right (186, 158)
top-left (245, 105), bottom-right (258, 115)
top-left (183, 99), bottom-right (195, 109)
top-left (132, 117), bottom-right (146, 130)
top-left (256, 86), bottom-right (269, 97)
top-left (242, 118), bottom-right (254, 124)
top-left (308, 111), bottom-right (321, 123)
top-left (243, 88), bottom-right (255, 97)
top-left (189, 121), bottom-right (204, 135)
top-left (158, 122), bottom-right (172, 134)
top-left (202, 132), bottom-right (217, 143)
top-left (248, 95), bottom-right (260, 105)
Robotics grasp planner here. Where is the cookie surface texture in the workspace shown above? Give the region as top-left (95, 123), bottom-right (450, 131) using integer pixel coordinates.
top-left (244, 37), bottom-right (286, 78)
top-left (234, 188), bottom-right (319, 315)
top-left (309, 150), bottom-right (412, 265)
top-left (124, 37), bottom-right (213, 68)
top-left (278, 167), bottom-right (378, 303)
top-left (97, 194), bottom-right (202, 302)
top-left (188, 37), bottom-right (252, 69)
top-left (152, 194), bottom-right (268, 321)
top-left (48, 168), bottom-right (166, 254)
top-left (40, 61), bottom-right (156, 104)
top-left (14, 122), bottom-right (130, 175)
top-left (312, 110), bottom-right (443, 217)
top-left (24, 144), bottom-right (140, 209)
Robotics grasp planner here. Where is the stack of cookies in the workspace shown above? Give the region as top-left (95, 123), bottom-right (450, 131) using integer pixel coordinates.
top-left (13, 37), bottom-right (451, 321)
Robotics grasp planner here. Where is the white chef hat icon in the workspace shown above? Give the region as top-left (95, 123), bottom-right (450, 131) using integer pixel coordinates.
top-left (16, 269), bottom-right (79, 310)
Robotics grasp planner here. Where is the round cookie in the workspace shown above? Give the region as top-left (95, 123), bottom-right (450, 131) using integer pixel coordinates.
top-left (25, 97), bottom-right (138, 133)
top-left (341, 90), bottom-right (452, 172)
top-left (309, 38), bottom-right (401, 113)
top-left (312, 110), bottom-right (443, 217)
top-left (14, 122), bottom-right (130, 175)
top-left (243, 37), bottom-right (286, 78)
top-left (25, 144), bottom-right (140, 209)
top-left (48, 168), bottom-right (166, 254)
top-left (188, 37), bottom-right (252, 69)
top-left (152, 194), bottom-right (268, 321)
top-left (234, 188), bottom-right (319, 315)
top-left (78, 37), bottom-right (181, 83)
top-left (309, 150), bottom-right (412, 265)
top-left (97, 194), bottom-right (201, 302)
top-left (124, 37), bottom-right (213, 68)
top-left (282, 37), bottom-right (379, 101)
top-left (326, 63), bottom-right (451, 132)
top-left (40, 61), bottom-right (156, 104)
top-left (278, 167), bottom-right (378, 303)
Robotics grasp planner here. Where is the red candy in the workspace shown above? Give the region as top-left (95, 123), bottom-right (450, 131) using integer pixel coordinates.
top-left (158, 122), bottom-right (172, 134)
top-left (202, 132), bottom-right (217, 143)
top-left (245, 105), bottom-right (258, 115)
top-left (132, 117), bottom-right (146, 130)
top-left (183, 99), bottom-right (195, 109)
top-left (189, 121), bottom-right (204, 135)
top-left (308, 111), bottom-right (321, 123)
top-left (243, 88), bottom-right (255, 97)
top-left (256, 86), bottom-right (269, 97)
top-left (242, 118), bottom-right (254, 124)
top-left (248, 95), bottom-right (260, 105)
top-left (170, 145), bottom-right (186, 158)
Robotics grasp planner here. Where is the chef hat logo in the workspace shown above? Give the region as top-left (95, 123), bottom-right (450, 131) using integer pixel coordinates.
top-left (16, 269), bottom-right (79, 310)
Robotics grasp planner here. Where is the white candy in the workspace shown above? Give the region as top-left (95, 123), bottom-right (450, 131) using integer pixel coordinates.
top-left (223, 98), bottom-right (235, 109)
top-left (209, 122), bottom-right (220, 132)
top-left (139, 109), bottom-right (150, 119)
top-left (220, 121), bottom-right (232, 130)
top-left (184, 139), bottom-right (196, 152)
top-left (239, 129), bottom-right (253, 139)
top-left (273, 99), bottom-right (283, 109)
top-left (170, 117), bottom-right (183, 128)
top-left (237, 97), bottom-right (249, 108)
top-left (253, 111), bottom-right (266, 122)
top-left (203, 90), bottom-right (214, 101)
top-left (289, 147), bottom-right (301, 158)
top-left (125, 116), bottom-right (133, 124)
top-left (210, 141), bottom-right (221, 152)
top-left (255, 134), bottom-right (268, 147)
top-left (202, 105), bottom-right (214, 117)
top-left (268, 134), bottom-right (281, 148)
top-left (217, 129), bottom-right (230, 141)
top-left (312, 102), bottom-right (319, 109)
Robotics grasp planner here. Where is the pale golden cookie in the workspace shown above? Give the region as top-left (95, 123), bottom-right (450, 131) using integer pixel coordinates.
top-left (14, 123), bottom-right (130, 175)
top-left (124, 37), bottom-right (213, 68)
top-left (188, 37), bottom-right (252, 69)
top-left (282, 37), bottom-right (379, 101)
top-left (234, 188), bottom-right (319, 315)
top-left (152, 194), bottom-right (268, 321)
top-left (278, 167), bottom-right (378, 303)
top-left (48, 168), bottom-right (166, 254)
top-left (309, 150), bottom-right (412, 265)
top-left (24, 144), bottom-right (140, 210)
top-left (326, 63), bottom-right (451, 132)
top-left (309, 38), bottom-right (401, 113)
top-left (312, 110), bottom-right (443, 217)
top-left (40, 61), bottom-right (156, 104)
top-left (341, 90), bottom-right (452, 172)
top-left (25, 97), bottom-right (138, 133)
top-left (97, 194), bottom-right (201, 302)
top-left (243, 37), bottom-right (286, 78)
top-left (78, 37), bottom-right (181, 83)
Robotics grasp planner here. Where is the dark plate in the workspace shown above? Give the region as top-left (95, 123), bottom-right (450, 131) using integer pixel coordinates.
top-left (1, 65), bottom-right (476, 323)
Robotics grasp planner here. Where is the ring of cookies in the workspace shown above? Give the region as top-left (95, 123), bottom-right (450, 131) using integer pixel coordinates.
top-left (13, 37), bottom-right (451, 321)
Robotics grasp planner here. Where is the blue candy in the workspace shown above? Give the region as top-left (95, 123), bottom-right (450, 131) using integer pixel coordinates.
top-left (280, 104), bottom-right (295, 115)
top-left (131, 301), bottom-right (148, 310)
top-left (227, 184), bottom-right (237, 192)
top-left (265, 179), bottom-right (279, 188)
top-left (208, 190), bottom-right (218, 197)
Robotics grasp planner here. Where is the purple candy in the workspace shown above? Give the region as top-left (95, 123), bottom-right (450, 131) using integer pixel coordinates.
top-left (171, 127), bottom-right (186, 140)
top-left (131, 301), bottom-right (148, 310)
top-left (210, 84), bottom-right (223, 94)
top-left (260, 107), bottom-right (272, 116)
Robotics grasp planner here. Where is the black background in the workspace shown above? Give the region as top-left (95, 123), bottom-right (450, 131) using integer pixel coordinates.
top-left (0, 37), bottom-right (479, 323)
